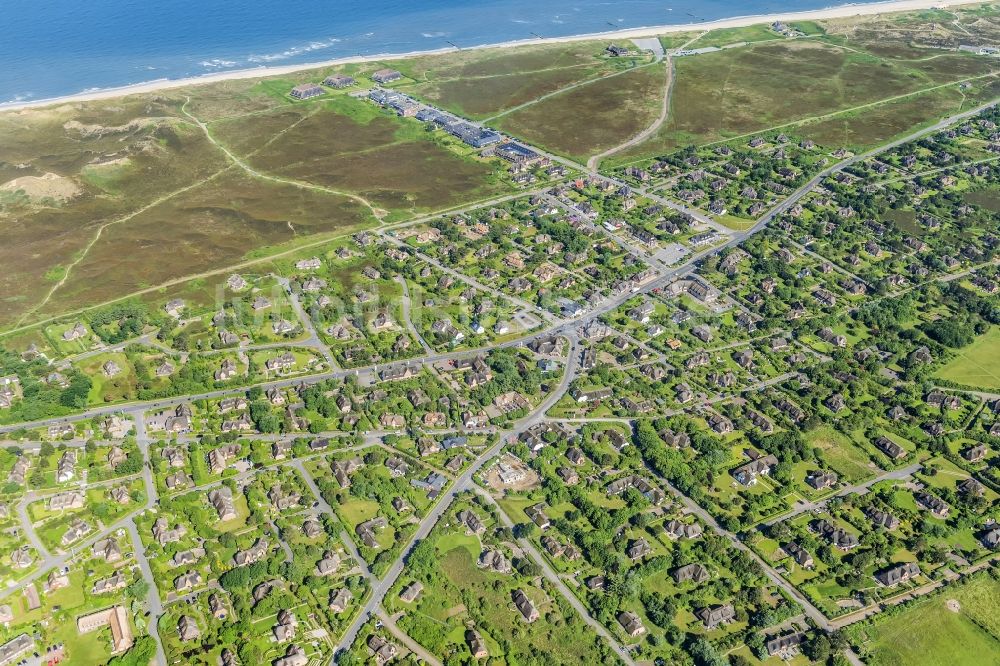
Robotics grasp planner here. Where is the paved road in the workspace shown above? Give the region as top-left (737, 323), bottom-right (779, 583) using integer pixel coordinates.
top-left (125, 518), bottom-right (167, 666)
top-left (548, 190), bottom-right (683, 276)
top-left (785, 238), bottom-right (871, 290)
top-left (11, 472), bottom-right (142, 562)
top-left (635, 184), bottom-right (732, 234)
top-left (15, 495), bottom-right (50, 559)
top-left (128, 409), bottom-right (168, 666)
top-left (333, 335), bottom-right (581, 658)
top-left (292, 458), bottom-right (374, 578)
top-left (763, 463), bottom-right (922, 527)
top-left (474, 486), bottom-right (638, 666)
top-left (657, 473), bottom-right (833, 631)
top-left (278, 276), bottom-right (338, 367)
top-left (830, 555), bottom-right (997, 631)
top-left (333, 436), bottom-right (507, 656)
top-left (376, 608), bottom-right (444, 666)
top-left (2, 83), bottom-right (996, 666)
top-left (394, 275), bottom-right (433, 354)
top-left (378, 229), bottom-right (557, 324)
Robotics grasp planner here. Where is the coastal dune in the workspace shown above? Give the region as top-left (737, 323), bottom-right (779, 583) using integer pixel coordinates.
top-left (0, 0), bottom-right (983, 112)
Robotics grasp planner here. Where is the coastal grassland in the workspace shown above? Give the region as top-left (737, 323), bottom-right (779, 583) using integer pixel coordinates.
top-left (611, 38), bottom-right (999, 163)
top-left (496, 63), bottom-right (666, 161)
top-left (0, 99), bottom-right (230, 327)
top-left (32, 170), bottom-right (373, 320)
top-left (685, 24), bottom-right (784, 49)
top-left (657, 32), bottom-right (704, 51)
top-left (212, 95), bottom-right (512, 219)
top-left (399, 40), bottom-right (615, 82)
top-left (846, 574), bottom-right (1000, 666)
top-left (400, 42), bottom-right (634, 119)
top-left (204, 106), bottom-right (312, 156)
top-left (819, 5), bottom-right (1000, 60)
top-left (407, 66), bottom-right (607, 119)
top-left (171, 78), bottom-right (292, 122)
top-left (935, 326), bottom-right (1000, 390)
top-left (797, 85), bottom-right (969, 149)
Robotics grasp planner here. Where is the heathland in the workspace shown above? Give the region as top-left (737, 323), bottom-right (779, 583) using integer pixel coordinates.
top-left (2, 3), bottom-right (1000, 331)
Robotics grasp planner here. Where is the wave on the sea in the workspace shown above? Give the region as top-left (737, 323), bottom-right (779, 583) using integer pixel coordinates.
top-left (247, 37), bottom-right (342, 64)
top-left (200, 59), bottom-right (239, 69)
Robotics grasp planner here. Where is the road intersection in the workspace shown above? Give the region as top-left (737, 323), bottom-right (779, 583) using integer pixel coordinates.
top-left (1, 94), bottom-right (996, 666)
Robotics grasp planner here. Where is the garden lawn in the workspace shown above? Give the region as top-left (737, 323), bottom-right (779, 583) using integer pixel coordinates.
top-left (805, 425), bottom-right (874, 483)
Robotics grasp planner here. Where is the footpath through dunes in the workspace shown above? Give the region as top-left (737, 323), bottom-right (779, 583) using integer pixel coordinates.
top-left (495, 63), bottom-right (669, 163)
top-left (587, 54), bottom-right (674, 172)
top-left (0, 98), bottom-right (232, 328)
top-left (608, 36), bottom-right (1000, 164)
top-left (30, 170), bottom-right (376, 323)
top-left (0, 80), bottom-right (516, 328)
top-left (206, 95), bottom-right (511, 220)
top-left (396, 40), bottom-right (630, 120)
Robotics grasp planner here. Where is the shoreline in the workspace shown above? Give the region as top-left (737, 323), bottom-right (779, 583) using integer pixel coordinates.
top-left (0, 0), bottom-right (981, 112)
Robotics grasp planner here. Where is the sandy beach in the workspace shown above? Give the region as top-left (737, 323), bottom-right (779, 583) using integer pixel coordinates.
top-left (0, 0), bottom-right (983, 112)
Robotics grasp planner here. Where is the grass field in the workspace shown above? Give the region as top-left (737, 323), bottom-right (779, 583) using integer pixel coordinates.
top-left (400, 40), bottom-right (615, 85)
top-left (935, 326), bottom-right (1000, 390)
top-left (611, 39), bottom-right (1000, 163)
top-left (799, 85), bottom-right (967, 149)
top-left (965, 187), bottom-right (1000, 213)
top-left (497, 64), bottom-right (666, 161)
top-left (657, 32), bottom-right (704, 51)
top-left (401, 41), bottom-right (625, 120)
top-left (851, 575), bottom-right (1000, 666)
top-left (409, 67), bottom-right (606, 119)
top-left (805, 425), bottom-right (874, 483)
top-left (686, 24), bottom-right (783, 49)
top-left (396, 535), bottom-right (610, 663)
top-left (215, 96), bottom-right (510, 219)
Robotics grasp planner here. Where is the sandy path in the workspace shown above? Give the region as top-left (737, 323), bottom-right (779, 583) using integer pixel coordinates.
top-left (11, 164), bottom-right (235, 328)
top-left (179, 99), bottom-right (388, 220)
top-left (586, 55), bottom-right (674, 171)
top-left (481, 61), bottom-right (655, 123)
